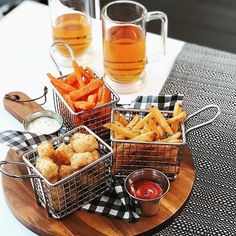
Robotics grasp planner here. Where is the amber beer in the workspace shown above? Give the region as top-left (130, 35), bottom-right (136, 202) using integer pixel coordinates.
top-left (103, 25), bottom-right (146, 83)
top-left (52, 13), bottom-right (92, 57)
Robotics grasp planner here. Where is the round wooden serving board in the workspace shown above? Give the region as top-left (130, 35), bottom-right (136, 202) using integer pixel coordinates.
top-left (2, 147), bottom-right (195, 236)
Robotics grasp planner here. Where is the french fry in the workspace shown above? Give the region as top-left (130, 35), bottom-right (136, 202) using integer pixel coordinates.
top-left (167, 111), bottom-right (187, 124)
top-left (132, 112), bottom-right (153, 133)
top-left (167, 139), bottom-right (183, 143)
top-left (126, 114), bottom-right (140, 128)
top-left (113, 130), bottom-right (126, 139)
top-left (141, 123), bottom-right (152, 133)
top-left (130, 132), bottom-right (156, 142)
top-left (104, 123), bottom-right (136, 139)
top-left (113, 111), bottom-right (121, 122)
top-left (171, 102), bottom-right (183, 133)
top-left (149, 106), bottom-right (173, 135)
top-left (119, 115), bottom-right (128, 126)
top-left (148, 119), bottom-right (160, 140)
top-left (156, 125), bottom-right (164, 139)
top-left (159, 131), bottom-right (182, 142)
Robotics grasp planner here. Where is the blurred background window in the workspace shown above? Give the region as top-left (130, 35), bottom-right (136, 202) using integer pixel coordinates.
top-left (1, 0), bottom-right (236, 54)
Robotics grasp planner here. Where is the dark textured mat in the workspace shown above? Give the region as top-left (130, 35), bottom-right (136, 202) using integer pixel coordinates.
top-left (154, 43), bottom-right (236, 236)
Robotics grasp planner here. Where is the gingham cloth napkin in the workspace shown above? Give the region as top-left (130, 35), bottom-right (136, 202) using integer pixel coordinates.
top-left (0, 94), bottom-right (183, 221)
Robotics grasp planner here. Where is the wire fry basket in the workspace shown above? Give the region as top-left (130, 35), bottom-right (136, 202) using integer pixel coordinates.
top-left (53, 79), bottom-right (119, 142)
top-left (0, 126), bottom-right (113, 219)
top-left (50, 42), bottom-right (120, 142)
top-left (111, 105), bottom-right (220, 179)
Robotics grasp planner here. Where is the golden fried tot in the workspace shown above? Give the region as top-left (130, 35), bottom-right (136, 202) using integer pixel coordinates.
top-left (35, 157), bottom-right (59, 183)
top-left (91, 150), bottom-right (100, 161)
top-left (37, 141), bottom-right (55, 160)
top-left (55, 143), bottom-right (74, 165)
top-left (58, 165), bottom-right (75, 179)
top-left (71, 133), bottom-right (98, 153)
top-left (71, 152), bottom-right (96, 169)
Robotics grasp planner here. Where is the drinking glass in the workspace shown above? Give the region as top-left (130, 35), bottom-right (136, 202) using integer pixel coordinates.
top-left (101, 0), bottom-right (168, 93)
top-left (49, 0), bottom-right (93, 66)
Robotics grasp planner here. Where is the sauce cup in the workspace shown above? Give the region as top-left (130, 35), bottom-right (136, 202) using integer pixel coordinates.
top-left (124, 168), bottom-right (170, 216)
top-left (23, 110), bottom-right (63, 135)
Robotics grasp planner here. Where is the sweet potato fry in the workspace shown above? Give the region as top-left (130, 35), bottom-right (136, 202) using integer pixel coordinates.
top-left (62, 94), bottom-right (76, 111)
top-left (100, 86), bottom-right (111, 103)
top-left (47, 73), bottom-right (76, 93)
top-left (149, 106), bottom-right (173, 135)
top-left (87, 94), bottom-right (97, 104)
top-left (69, 79), bottom-right (104, 101)
top-left (73, 101), bottom-right (95, 110)
top-left (63, 73), bottom-right (79, 88)
top-left (79, 67), bottom-right (91, 84)
top-left (97, 86), bottom-right (103, 102)
top-left (85, 67), bottom-right (96, 80)
top-left (72, 60), bottom-right (85, 87)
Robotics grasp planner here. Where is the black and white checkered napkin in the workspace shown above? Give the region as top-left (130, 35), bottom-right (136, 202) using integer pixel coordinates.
top-left (0, 130), bottom-right (56, 152)
top-left (0, 94), bottom-right (183, 221)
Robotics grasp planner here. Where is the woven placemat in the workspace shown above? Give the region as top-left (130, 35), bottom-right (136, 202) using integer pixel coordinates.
top-left (154, 44), bottom-right (236, 236)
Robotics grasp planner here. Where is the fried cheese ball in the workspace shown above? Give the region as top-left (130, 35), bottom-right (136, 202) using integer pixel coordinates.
top-left (58, 165), bottom-right (75, 180)
top-left (35, 157), bottom-right (59, 183)
top-left (71, 150), bottom-right (100, 170)
top-left (71, 132), bottom-right (98, 153)
top-left (37, 141), bottom-right (55, 160)
top-left (55, 143), bottom-right (74, 165)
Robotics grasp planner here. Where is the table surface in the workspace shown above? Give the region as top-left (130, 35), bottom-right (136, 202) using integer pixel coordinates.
top-left (0, 1), bottom-right (184, 235)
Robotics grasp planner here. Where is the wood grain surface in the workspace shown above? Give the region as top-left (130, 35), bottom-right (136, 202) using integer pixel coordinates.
top-left (2, 147), bottom-right (195, 236)
top-left (3, 91), bottom-right (43, 122)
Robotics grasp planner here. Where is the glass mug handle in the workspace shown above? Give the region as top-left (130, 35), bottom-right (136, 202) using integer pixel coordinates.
top-left (146, 11), bottom-right (168, 55)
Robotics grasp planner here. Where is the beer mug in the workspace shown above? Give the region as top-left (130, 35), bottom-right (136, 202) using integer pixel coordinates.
top-left (101, 0), bottom-right (168, 93)
top-left (49, 0), bottom-right (93, 66)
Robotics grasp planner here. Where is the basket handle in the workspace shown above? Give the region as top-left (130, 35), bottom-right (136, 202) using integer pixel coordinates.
top-left (0, 160), bottom-right (38, 179)
top-left (50, 41), bottom-right (75, 76)
top-left (185, 104), bottom-right (221, 134)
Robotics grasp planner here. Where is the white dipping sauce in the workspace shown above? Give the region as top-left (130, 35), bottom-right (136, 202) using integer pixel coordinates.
top-left (27, 116), bottom-right (61, 135)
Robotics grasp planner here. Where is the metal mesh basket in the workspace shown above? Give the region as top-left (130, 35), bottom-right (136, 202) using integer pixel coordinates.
top-left (111, 108), bottom-right (186, 179)
top-left (52, 75), bottom-right (119, 143)
top-left (110, 105), bottom-right (220, 179)
top-left (21, 126), bottom-right (113, 219)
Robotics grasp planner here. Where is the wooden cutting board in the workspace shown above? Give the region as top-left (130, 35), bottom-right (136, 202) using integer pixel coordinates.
top-left (3, 91), bottom-right (43, 122)
top-left (2, 147), bottom-right (195, 236)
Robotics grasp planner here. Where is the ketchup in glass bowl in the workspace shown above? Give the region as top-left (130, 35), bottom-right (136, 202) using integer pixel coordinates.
top-left (125, 168), bottom-right (170, 216)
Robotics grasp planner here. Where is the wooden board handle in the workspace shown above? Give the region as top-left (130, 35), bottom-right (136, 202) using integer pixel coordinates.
top-left (3, 91), bottom-right (44, 123)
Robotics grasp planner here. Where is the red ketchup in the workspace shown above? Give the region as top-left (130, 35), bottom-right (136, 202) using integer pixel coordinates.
top-left (128, 180), bottom-right (163, 199)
